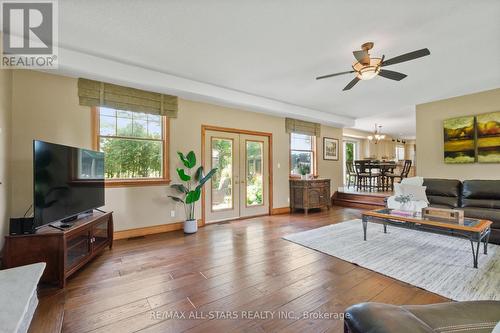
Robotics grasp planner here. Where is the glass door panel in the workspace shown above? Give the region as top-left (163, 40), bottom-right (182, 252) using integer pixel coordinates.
top-left (211, 138), bottom-right (234, 211)
top-left (93, 220), bottom-right (109, 249)
top-left (245, 140), bottom-right (264, 207)
top-left (66, 230), bottom-right (91, 270)
top-left (240, 134), bottom-right (269, 218)
top-left (205, 131), bottom-right (240, 222)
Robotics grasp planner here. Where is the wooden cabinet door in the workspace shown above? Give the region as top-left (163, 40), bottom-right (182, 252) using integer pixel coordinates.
top-left (308, 188), bottom-right (322, 207)
top-left (92, 218), bottom-right (110, 252)
top-left (65, 229), bottom-right (91, 271)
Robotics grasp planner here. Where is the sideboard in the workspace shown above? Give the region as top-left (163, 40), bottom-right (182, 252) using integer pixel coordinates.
top-left (290, 179), bottom-right (331, 214)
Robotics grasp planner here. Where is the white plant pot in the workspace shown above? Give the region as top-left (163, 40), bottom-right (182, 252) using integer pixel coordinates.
top-left (301, 174), bottom-right (307, 180)
top-left (184, 219), bottom-right (198, 234)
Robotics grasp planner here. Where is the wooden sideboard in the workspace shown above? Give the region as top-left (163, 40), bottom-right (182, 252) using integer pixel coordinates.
top-left (290, 179), bottom-right (331, 214)
top-left (3, 211), bottom-right (113, 288)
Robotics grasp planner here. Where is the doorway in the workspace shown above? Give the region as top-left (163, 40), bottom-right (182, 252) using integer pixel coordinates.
top-left (343, 140), bottom-right (358, 186)
top-left (202, 127), bottom-right (271, 223)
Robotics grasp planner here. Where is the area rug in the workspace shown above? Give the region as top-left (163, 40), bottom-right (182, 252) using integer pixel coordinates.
top-left (283, 219), bottom-right (500, 301)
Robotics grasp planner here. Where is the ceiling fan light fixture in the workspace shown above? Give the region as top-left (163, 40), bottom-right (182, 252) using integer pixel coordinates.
top-left (352, 58), bottom-right (383, 80)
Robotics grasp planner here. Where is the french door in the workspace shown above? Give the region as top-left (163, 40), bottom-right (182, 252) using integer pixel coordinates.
top-left (343, 140), bottom-right (358, 186)
top-left (204, 130), bottom-right (269, 223)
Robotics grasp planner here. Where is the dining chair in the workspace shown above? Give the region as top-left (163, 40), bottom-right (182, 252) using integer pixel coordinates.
top-left (345, 161), bottom-right (357, 188)
top-left (354, 160), bottom-right (379, 191)
top-left (379, 161), bottom-right (396, 191)
top-left (385, 160), bottom-right (412, 191)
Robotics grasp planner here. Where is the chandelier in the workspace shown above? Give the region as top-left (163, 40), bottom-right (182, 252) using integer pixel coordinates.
top-left (367, 124), bottom-right (386, 144)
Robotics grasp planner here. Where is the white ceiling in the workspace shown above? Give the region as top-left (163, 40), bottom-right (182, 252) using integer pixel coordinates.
top-left (55, 0), bottom-right (500, 136)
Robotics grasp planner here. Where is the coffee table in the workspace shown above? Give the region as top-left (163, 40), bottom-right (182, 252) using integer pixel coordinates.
top-left (361, 208), bottom-right (492, 268)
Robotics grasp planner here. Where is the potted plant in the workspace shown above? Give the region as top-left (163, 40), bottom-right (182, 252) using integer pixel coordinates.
top-left (394, 194), bottom-right (412, 211)
top-left (169, 151), bottom-right (217, 233)
top-left (298, 163), bottom-right (310, 180)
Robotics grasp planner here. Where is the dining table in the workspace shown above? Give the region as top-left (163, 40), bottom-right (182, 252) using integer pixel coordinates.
top-left (355, 161), bottom-right (398, 191)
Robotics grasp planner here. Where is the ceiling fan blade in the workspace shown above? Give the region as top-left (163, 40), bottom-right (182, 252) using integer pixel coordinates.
top-left (382, 48), bottom-right (430, 67)
top-left (343, 77), bottom-right (360, 91)
top-left (353, 50), bottom-right (370, 64)
top-left (378, 69), bottom-right (407, 81)
top-left (316, 70), bottom-right (355, 80)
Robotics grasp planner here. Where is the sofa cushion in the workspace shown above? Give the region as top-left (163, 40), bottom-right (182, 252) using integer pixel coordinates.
top-left (461, 207), bottom-right (500, 229)
top-left (423, 179), bottom-right (461, 208)
top-left (462, 180), bottom-right (500, 209)
top-left (426, 196), bottom-right (459, 208)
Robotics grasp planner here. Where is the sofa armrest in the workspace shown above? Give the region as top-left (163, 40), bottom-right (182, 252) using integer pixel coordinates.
top-left (345, 301), bottom-right (500, 333)
top-left (344, 303), bottom-right (434, 333)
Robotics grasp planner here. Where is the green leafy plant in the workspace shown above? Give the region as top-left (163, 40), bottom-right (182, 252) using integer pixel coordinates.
top-left (298, 163), bottom-right (310, 176)
top-left (169, 151), bottom-right (217, 220)
top-left (394, 194), bottom-right (412, 204)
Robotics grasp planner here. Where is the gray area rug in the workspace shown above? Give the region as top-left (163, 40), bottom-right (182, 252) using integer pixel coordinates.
top-left (283, 219), bottom-right (500, 301)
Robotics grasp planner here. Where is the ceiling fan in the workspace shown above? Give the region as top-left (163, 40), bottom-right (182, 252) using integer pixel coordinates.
top-left (316, 42), bottom-right (430, 91)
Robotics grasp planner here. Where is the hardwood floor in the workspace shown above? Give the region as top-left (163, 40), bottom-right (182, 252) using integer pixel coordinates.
top-left (29, 207), bottom-right (448, 333)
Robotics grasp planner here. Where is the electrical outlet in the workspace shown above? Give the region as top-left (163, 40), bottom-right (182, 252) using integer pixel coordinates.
top-left (287, 197), bottom-right (290, 203)
top-left (277, 162), bottom-right (281, 169)
top-left (170, 210), bottom-right (175, 217)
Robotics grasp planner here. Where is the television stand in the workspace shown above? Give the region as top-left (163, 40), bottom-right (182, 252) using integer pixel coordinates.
top-left (2, 211), bottom-right (113, 288)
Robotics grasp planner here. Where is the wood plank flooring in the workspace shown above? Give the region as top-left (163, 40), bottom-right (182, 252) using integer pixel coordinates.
top-left (29, 207), bottom-right (448, 333)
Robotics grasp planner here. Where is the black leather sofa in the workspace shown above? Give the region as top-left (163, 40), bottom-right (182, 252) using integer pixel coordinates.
top-left (344, 301), bottom-right (500, 333)
top-left (423, 179), bottom-right (500, 244)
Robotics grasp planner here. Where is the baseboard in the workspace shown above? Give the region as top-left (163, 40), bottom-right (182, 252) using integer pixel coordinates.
top-left (113, 219), bottom-right (203, 240)
top-left (271, 207), bottom-right (291, 215)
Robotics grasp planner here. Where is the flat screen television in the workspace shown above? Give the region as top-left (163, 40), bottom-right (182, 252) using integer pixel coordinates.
top-left (33, 140), bottom-right (105, 228)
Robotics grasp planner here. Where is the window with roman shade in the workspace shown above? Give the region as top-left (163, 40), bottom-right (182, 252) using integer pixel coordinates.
top-left (286, 118), bottom-right (320, 177)
top-left (78, 78), bottom-right (177, 186)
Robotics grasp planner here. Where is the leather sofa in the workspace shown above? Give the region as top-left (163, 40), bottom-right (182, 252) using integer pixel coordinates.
top-left (344, 301), bottom-right (500, 333)
top-left (423, 179), bottom-right (500, 244)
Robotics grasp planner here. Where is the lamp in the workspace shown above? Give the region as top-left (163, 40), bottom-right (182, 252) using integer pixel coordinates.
top-left (367, 124), bottom-right (385, 144)
top-left (352, 58), bottom-right (383, 80)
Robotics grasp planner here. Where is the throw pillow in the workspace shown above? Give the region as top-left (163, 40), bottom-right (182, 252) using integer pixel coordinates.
top-left (394, 183), bottom-right (428, 203)
top-left (401, 176), bottom-right (424, 186)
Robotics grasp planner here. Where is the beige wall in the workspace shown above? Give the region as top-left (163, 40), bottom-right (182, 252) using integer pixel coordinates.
top-left (416, 88), bottom-right (500, 180)
top-left (10, 70), bottom-right (343, 231)
top-left (0, 70), bottom-right (12, 248)
top-left (343, 128), bottom-right (408, 161)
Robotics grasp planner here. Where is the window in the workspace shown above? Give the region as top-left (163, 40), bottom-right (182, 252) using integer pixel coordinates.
top-left (290, 133), bottom-right (316, 176)
top-left (395, 145), bottom-right (405, 161)
top-left (92, 107), bottom-right (169, 186)
top-left (344, 141), bottom-right (358, 162)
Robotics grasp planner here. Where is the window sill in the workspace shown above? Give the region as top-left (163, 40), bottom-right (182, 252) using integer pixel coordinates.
top-left (105, 179), bottom-right (171, 188)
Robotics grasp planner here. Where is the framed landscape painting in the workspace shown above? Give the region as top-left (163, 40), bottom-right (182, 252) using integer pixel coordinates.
top-left (443, 116), bottom-right (475, 164)
top-left (323, 137), bottom-right (339, 160)
top-left (476, 111), bottom-right (500, 163)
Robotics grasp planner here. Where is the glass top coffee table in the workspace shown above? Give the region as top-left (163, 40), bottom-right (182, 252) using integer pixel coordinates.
top-left (361, 208), bottom-right (492, 268)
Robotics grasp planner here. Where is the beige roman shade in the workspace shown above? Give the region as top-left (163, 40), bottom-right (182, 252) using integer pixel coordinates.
top-left (78, 78), bottom-right (178, 118)
top-left (285, 118), bottom-right (321, 137)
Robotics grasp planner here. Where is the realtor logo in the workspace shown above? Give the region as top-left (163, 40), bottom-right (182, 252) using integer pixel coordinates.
top-left (1, 0), bottom-right (58, 68)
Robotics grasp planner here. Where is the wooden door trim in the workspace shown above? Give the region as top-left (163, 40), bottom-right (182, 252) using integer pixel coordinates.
top-left (201, 125), bottom-right (273, 226)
